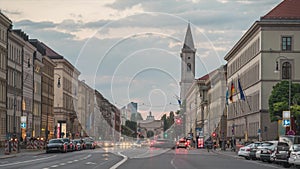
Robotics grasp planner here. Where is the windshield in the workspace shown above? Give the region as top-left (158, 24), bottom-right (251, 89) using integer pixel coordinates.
top-left (49, 139), bottom-right (62, 144)
top-left (1, 1), bottom-right (296, 169)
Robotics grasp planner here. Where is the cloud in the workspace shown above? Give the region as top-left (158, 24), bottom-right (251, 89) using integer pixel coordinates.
top-left (1, 9), bottom-right (22, 15)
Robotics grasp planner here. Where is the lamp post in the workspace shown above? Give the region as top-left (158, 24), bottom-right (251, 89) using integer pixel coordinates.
top-left (274, 56), bottom-right (292, 132)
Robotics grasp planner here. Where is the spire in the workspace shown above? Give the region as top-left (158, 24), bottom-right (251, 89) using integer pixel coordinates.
top-left (183, 23), bottom-right (195, 50)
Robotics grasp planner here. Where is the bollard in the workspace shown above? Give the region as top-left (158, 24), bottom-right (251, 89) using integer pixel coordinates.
top-left (4, 140), bottom-right (9, 155)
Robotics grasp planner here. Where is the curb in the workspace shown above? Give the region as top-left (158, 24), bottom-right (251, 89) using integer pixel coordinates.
top-left (0, 150), bottom-right (45, 159)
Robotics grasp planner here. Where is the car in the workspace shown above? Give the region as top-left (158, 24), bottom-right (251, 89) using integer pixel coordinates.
top-left (46, 139), bottom-right (67, 153)
top-left (102, 140), bottom-right (114, 147)
top-left (72, 139), bottom-right (82, 151)
top-left (274, 142), bottom-right (291, 168)
top-left (150, 139), bottom-right (175, 149)
top-left (61, 138), bottom-right (74, 152)
top-left (247, 142), bottom-right (263, 160)
top-left (85, 139), bottom-right (96, 149)
top-left (176, 138), bottom-right (188, 149)
top-left (238, 143), bottom-right (253, 160)
top-left (288, 144), bottom-right (300, 166)
top-left (259, 141), bottom-right (278, 163)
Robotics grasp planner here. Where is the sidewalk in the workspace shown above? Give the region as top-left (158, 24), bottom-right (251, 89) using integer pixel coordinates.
top-left (0, 147), bottom-right (45, 159)
top-left (213, 148), bottom-right (241, 158)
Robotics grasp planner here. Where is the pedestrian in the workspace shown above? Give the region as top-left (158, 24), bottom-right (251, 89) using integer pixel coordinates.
top-left (227, 139), bottom-right (230, 149)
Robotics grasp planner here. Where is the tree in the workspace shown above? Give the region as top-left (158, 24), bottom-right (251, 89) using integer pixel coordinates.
top-left (125, 120), bottom-right (137, 133)
top-left (269, 81), bottom-right (300, 122)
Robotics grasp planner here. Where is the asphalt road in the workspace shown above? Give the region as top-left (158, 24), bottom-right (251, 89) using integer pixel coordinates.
top-left (0, 149), bottom-right (122, 169)
top-left (0, 147), bottom-right (290, 169)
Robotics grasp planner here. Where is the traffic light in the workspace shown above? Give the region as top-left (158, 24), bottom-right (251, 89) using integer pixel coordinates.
top-left (175, 118), bottom-right (182, 125)
top-left (212, 132), bottom-right (216, 138)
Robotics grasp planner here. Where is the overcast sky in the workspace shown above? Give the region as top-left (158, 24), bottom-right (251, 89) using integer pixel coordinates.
top-left (1, 0), bottom-right (282, 119)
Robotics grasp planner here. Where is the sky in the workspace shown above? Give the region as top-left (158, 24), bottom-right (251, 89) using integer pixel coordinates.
top-left (0, 0), bottom-right (282, 120)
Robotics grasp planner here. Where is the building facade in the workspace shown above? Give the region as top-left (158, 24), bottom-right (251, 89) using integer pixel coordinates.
top-left (0, 12), bottom-right (11, 144)
top-left (21, 35), bottom-right (35, 139)
top-left (224, 0), bottom-right (300, 141)
top-left (78, 80), bottom-right (94, 138)
top-left (7, 30), bottom-right (24, 140)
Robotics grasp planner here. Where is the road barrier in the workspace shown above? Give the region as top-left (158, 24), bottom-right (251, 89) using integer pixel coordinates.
top-left (4, 140), bottom-right (9, 155)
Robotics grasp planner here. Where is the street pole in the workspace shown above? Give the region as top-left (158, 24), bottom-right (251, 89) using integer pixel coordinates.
top-left (45, 82), bottom-right (49, 142)
top-left (13, 62), bottom-right (17, 139)
top-left (289, 78), bottom-right (291, 131)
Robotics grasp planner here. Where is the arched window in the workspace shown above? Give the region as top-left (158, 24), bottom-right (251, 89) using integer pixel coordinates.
top-left (187, 63), bottom-right (191, 71)
top-left (282, 61), bottom-right (291, 80)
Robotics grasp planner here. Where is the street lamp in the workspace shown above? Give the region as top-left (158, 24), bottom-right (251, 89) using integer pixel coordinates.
top-left (274, 56), bottom-right (292, 132)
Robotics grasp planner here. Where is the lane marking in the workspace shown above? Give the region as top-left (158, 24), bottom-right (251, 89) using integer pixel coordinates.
top-left (109, 152), bottom-right (128, 169)
top-left (170, 158), bottom-right (178, 169)
top-left (0, 155), bottom-right (56, 167)
top-left (51, 165), bottom-right (58, 168)
top-left (60, 163), bottom-right (66, 166)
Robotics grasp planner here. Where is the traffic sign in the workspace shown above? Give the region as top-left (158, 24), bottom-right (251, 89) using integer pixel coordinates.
top-left (283, 111), bottom-right (290, 119)
top-left (21, 123), bottom-right (26, 128)
top-left (283, 119), bottom-right (290, 127)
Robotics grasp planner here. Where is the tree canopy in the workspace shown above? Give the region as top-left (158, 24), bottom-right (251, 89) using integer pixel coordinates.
top-left (269, 81), bottom-right (300, 122)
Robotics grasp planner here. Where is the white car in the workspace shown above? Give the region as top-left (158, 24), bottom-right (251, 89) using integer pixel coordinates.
top-left (289, 144), bottom-right (300, 166)
top-left (238, 144), bottom-right (252, 160)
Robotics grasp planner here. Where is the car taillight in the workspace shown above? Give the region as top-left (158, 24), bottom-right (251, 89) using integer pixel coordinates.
top-left (185, 142), bottom-right (188, 146)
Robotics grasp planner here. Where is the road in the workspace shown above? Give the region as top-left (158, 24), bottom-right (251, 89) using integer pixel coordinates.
top-left (0, 146), bottom-right (288, 169)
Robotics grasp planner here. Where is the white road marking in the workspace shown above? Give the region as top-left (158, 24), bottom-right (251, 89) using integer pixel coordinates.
top-left (0, 155), bottom-right (56, 167)
top-left (67, 161), bottom-right (73, 164)
top-left (170, 158), bottom-right (178, 169)
top-left (51, 165), bottom-right (59, 167)
top-left (60, 163), bottom-right (66, 165)
top-left (109, 152), bottom-right (128, 169)
top-left (86, 162), bottom-right (96, 165)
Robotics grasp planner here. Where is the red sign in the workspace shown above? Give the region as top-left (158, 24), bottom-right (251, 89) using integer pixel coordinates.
top-left (287, 130), bottom-right (295, 136)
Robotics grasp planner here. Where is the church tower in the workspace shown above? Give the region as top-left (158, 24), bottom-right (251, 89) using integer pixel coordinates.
top-left (180, 23), bottom-right (196, 100)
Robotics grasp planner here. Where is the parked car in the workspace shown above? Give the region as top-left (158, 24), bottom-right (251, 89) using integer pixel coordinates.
top-left (61, 138), bottom-right (74, 152)
top-left (85, 139), bottom-right (96, 149)
top-left (274, 142), bottom-right (291, 168)
top-left (238, 143), bottom-right (253, 160)
top-left (288, 144), bottom-right (300, 166)
top-left (46, 139), bottom-right (67, 153)
top-left (72, 139), bottom-right (82, 151)
top-left (247, 142), bottom-right (263, 160)
top-left (259, 141), bottom-right (278, 163)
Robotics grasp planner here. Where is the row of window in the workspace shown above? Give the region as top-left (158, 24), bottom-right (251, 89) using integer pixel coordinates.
top-left (227, 92), bottom-right (259, 120)
top-left (228, 38), bottom-right (260, 77)
top-left (7, 96), bottom-right (22, 111)
top-left (8, 42), bottom-right (22, 65)
top-left (0, 80), bottom-right (5, 103)
top-left (228, 36), bottom-right (293, 78)
top-left (7, 68), bottom-right (22, 89)
top-left (0, 50), bottom-right (6, 71)
top-left (0, 26), bottom-right (7, 43)
top-left (6, 115), bottom-right (21, 134)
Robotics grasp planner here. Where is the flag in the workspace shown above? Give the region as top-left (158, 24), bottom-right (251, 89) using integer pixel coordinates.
top-left (229, 81), bottom-right (235, 102)
top-left (225, 89), bottom-right (229, 105)
top-left (177, 99), bottom-right (182, 106)
top-left (238, 78), bottom-right (245, 101)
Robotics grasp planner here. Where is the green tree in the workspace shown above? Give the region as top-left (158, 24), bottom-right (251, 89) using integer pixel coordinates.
top-left (269, 81), bottom-right (300, 122)
top-left (125, 120), bottom-right (137, 134)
